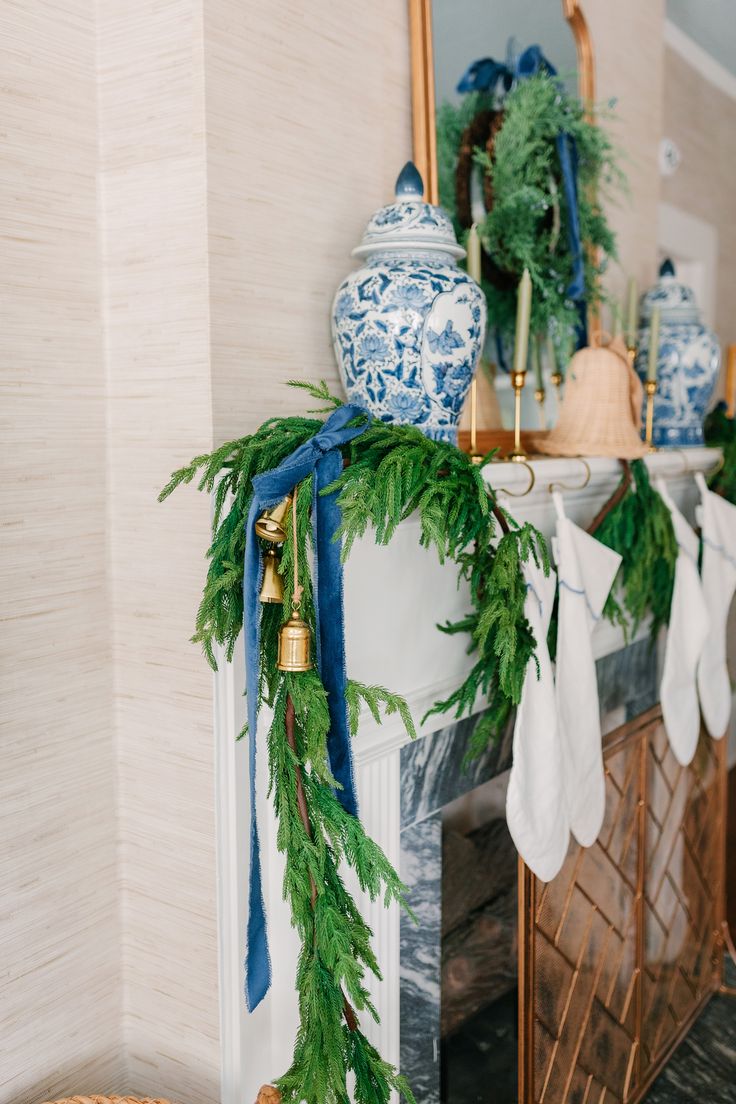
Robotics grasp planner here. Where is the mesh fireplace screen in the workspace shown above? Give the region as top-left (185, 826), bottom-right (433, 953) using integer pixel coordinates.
top-left (519, 707), bottom-right (726, 1104)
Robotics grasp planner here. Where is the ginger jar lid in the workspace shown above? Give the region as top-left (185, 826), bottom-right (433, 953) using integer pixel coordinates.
top-left (352, 162), bottom-right (465, 261)
top-left (640, 258), bottom-right (701, 324)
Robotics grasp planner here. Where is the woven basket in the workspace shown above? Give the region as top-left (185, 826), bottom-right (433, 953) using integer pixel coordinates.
top-left (42, 1097), bottom-right (174, 1104)
top-left (534, 336), bottom-right (647, 459)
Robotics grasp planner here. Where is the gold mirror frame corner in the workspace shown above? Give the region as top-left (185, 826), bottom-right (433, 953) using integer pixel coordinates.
top-left (408, 0), bottom-right (595, 205)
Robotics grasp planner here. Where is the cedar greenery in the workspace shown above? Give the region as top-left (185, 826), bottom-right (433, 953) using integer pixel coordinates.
top-left (268, 671), bottom-right (415, 1104)
top-left (704, 404), bottom-right (736, 503)
top-left (436, 71), bottom-right (623, 345)
top-left (594, 459), bottom-right (678, 638)
top-left (159, 380), bottom-right (549, 1104)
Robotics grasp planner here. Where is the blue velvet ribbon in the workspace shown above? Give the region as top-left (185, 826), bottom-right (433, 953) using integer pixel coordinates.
top-left (242, 403), bottom-right (369, 1012)
top-left (456, 43), bottom-right (586, 304)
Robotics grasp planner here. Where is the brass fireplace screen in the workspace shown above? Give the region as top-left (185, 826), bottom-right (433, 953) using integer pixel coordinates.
top-left (518, 706), bottom-right (727, 1104)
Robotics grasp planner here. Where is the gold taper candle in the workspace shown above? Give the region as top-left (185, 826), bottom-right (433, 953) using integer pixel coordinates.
top-left (647, 306), bottom-right (660, 382)
top-left (532, 334), bottom-right (543, 390)
top-left (513, 268), bottom-right (532, 376)
top-left (611, 302), bottom-right (621, 340)
top-left (726, 344), bottom-right (736, 419)
top-left (466, 224), bottom-right (482, 461)
top-left (546, 333), bottom-right (556, 376)
top-left (466, 223), bottom-right (481, 283)
top-left (626, 276), bottom-right (638, 344)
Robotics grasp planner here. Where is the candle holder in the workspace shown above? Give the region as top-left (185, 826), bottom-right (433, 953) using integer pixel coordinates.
top-left (626, 343), bottom-right (637, 370)
top-left (644, 378), bottom-right (657, 452)
top-left (508, 369), bottom-right (528, 461)
top-left (550, 371), bottom-right (563, 403)
top-left (534, 387), bottom-right (547, 431)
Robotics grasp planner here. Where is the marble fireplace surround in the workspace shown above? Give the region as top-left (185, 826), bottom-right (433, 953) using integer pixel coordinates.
top-left (213, 448), bottom-right (723, 1104)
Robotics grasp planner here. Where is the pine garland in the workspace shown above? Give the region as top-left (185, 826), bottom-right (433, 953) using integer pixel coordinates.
top-left (436, 72), bottom-right (624, 345)
top-left (593, 459), bottom-right (677, 638)
top-left (267, 671), bottom-right (415, 1104)
top-left (704, 403), bottom-right (736, 503)
top-left (159, 380), bottom-right (549, 1104)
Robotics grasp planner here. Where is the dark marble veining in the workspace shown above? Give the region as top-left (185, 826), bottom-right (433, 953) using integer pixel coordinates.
top-left (597, 636), bottom-right (659, 722)
top-left (400, 711), bottom-right (514, 830)
top-left (441, 989), bottom-right (518, 1104)
top-left (399, 638), bottom-right (663, 1104)
top-left (400, 814), bottom-right (442, 1104)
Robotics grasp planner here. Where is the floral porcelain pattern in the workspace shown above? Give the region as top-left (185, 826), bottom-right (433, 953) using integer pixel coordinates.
top-left (332, 163), bottom-right (485, 443)
top-left (637, 323), bottom-right (720, 447)
top-left (636, 262), bottom-right (720, 448)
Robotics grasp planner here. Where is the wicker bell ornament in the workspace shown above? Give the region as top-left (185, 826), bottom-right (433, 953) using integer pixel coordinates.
top-left (535, 335), bottom-right (648, 459)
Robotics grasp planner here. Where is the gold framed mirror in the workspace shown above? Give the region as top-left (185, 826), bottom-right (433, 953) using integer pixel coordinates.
top-left (409, 0), bottom-right (594, 205)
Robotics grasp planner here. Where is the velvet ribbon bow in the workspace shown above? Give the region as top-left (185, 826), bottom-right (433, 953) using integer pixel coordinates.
top-left (456, 43), bottom-right (586, 309)
top-left (242, 403), bottom-right (369, 1011)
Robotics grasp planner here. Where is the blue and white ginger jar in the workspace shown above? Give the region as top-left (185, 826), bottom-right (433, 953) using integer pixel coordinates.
top-left (636, 259), bottom-right (720, 447)
top-left (331, 162), bottom-right (486, 443)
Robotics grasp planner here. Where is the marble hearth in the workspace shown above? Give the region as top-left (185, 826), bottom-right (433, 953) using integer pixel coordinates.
top-left (213, 448), bottom-right (731, 1104)
top-left (398, 638), bottom-right (658, 1104)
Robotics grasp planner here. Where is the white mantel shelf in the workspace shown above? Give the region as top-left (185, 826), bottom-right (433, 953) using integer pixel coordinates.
top-left (342, 447), bottom-right (720, 765)
top-left (215, 445), bottom-right (721, 1104)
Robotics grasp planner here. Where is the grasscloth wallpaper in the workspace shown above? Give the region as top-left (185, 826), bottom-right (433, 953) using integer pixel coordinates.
top-left (662, 44), bottom-right (736, 353)
top-left (1, 2), bottom-right (121, 1101)
top-left (1, 2), bottom-right (689, 1103)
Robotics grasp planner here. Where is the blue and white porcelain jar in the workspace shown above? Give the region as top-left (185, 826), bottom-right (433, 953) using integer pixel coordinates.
top-left (636, 260), bottom-right (720, 447)
top-left (331, 162), bottom-right (486, 443)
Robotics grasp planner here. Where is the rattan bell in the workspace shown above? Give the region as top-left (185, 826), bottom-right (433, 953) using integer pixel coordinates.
top-left (534, 336), bottom-right (647, 459)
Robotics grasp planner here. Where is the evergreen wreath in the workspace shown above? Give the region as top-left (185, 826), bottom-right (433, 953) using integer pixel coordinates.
top-left (436, 71), bottom-right (623, 348)
top-left (159, 380), bottom-right (549, 1104)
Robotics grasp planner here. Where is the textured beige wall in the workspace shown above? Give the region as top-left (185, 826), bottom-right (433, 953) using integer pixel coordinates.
top-left (96, 0), bottom-right (220, 1100)
top-left (583, 0), bottom-right (666, 312)
top-left (662, 45), bottom-right (736, 355)
top-left (3, 2), bottom-right (679, 1102)
top-left (204, 1), bottom-right (413, 441)
top-left (0, 3), bottom-right (122, 1102)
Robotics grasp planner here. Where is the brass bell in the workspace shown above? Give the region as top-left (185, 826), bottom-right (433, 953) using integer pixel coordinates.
top-left (277, 612), bottom-right (313, 672)
top-left (259, 548), bottom-right (284, 604)
top-left (255, 495), bottom-right (292, 543)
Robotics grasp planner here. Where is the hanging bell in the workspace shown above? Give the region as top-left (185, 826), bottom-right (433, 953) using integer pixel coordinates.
top-left (277, 612), bottom-right (313, 672)
top-left (255, 495), bottom-right (292, 543)
top-left (259, 548), bottom-right (284, 604)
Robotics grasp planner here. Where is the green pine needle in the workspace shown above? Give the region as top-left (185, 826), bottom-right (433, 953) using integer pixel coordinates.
top-left (594, 459), bottom-right (677, 639)
top-left (159, 387), bottom-right (551, 1102)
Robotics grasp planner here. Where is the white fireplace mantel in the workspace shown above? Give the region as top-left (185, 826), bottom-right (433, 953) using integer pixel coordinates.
top-left (214, 447), bottom-right (721, 1103)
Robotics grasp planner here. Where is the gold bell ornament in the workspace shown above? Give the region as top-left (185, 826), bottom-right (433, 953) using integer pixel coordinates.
top-left (275, 482), bottom-right (314, 672)
top-left (255, 494), bottom-right (292, 543)
top-left (277, 610), bottom-right (313, 671)
top-left (259, 548), bottom-right (284, 604)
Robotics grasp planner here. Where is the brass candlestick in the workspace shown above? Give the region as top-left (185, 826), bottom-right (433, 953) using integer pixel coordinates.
top-left (534, 387), bottom-right (547, 431)
top-left (508, 369), bottom-right (528, 460)
top-left (626, 342), bottom-right (637, 370)
top-left (644, 379), bottom-right (657, 452)
top-left (550, 371), bottom-right (563, 408)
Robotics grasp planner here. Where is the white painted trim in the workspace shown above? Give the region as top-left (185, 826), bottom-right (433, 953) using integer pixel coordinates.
top-left (665, 18), bottom-right (736, 101)
top-left (657, 202), bottom-right (719, 327)
top-left (214, 650), bottom-right (242, 1104)
top-left (214, 445), bottom-right (723, 1094)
